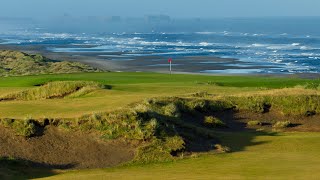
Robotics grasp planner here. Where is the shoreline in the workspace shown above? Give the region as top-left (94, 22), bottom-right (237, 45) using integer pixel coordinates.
top-left (0, 44), bottom-right (320, 79)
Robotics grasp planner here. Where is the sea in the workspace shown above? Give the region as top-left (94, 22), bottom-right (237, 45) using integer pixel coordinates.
top-left (1, 17), bottom-right (320, 74)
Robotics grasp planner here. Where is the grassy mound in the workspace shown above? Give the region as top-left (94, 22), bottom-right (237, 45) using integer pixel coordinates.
top-left (226, 95), bottom-right (320, 116)
top-left (0, 97), bottom-right (234, 164)
top-left (89, 97), bottom-right (231, 156)
top-left (1, 93), bottom-right (320, 165)
top-left (0, 50), bottom-right (101, 76)
top-left (0, 81), bottom-right (106, 101)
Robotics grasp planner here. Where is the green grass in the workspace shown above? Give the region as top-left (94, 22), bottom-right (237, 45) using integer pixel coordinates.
top-left (36, 132), bottom-right (320, 180)
top-left (0, 72), bottom-right (318, 88)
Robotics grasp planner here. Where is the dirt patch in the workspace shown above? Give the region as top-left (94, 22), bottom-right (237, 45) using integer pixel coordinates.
top-left (0, 126), bottom-right (136, 169)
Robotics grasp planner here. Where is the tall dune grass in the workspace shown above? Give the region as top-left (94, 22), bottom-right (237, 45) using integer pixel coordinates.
top-left (0, 81), bottom-right (105, 101)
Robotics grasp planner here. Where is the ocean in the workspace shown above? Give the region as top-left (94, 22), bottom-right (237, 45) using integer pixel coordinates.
top-left (1, 17), bottom-right (320, 74)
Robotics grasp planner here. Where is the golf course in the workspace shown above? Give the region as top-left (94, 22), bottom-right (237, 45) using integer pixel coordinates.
top-left (1, 63), bottom-right (320, 179)
top-left (1, 0), bottom-right (320, 178)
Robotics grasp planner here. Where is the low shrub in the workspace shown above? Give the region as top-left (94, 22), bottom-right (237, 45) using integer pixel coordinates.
top-left (204, 116), bottom-right (226, 128)
top-left (12, 119), bottom-right (37, 137)
top-left (163, 136), bottom-right (185, 152)
top-left (0, 118), bottom-right (14, 127)
top-left (0, 118), bottom-right (37, 137)
top-left (273, 121), bottom-right (292, 128)
top-left (163, 103), bottom-right (181, 117)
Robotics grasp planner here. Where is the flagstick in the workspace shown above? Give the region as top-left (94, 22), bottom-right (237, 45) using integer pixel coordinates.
top-left (170, 61), bottom-right (172, 74)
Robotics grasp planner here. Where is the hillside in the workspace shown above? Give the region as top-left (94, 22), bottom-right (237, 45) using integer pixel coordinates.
top-left (0, 50), bottom-right (101, 76)
top-left (0, 72), bottom-right (320, 179)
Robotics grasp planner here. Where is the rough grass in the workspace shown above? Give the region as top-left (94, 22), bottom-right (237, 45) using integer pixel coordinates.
top-left (0, 81), bottom-right (106, 101)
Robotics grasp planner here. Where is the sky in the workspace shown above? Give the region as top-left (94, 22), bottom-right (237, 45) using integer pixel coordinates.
top-left (0, 0), bottom-right (320, 18)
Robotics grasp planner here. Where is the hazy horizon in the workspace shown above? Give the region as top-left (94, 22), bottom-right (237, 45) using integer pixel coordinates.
top-left (1, 0), bottom-right (320, 19)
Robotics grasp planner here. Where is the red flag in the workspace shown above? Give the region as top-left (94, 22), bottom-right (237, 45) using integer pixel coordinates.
top-left (168, 58), bottom-right (172, 63)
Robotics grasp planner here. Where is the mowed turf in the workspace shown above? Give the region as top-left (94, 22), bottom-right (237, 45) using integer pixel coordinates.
top-left (38, 132), bottom-right (320, 180)
top-left (0, 72), bottom-right (318, 118)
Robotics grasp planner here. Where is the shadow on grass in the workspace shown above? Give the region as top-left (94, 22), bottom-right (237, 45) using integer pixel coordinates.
top-left (212, 110), bottom-right (280, 152)
top-left (215, 131), bottom-right (278, 152)
top-left (0, 157), bottom-right (76, 180)
top-left (141, 109), bottom-right (279, 154)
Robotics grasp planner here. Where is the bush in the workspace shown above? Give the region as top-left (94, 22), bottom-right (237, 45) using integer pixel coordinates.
top-left (273, 121), bottom-right (292, 128)
top-left (0, 118), bottom-right (14, 127)
top-left (204, 116), bottom-right (226, 128)
top-left (163, 136), bottom-right (185, 152)
top-left (142, 118), bottom-right (158, 140)
top-left (163, 103), bottom-right (181, 117)
top-left (247, 120), bottom-right (262, 126)
top-left (13, 119), bottom-right (37, 137)
top-left (0, 118), bottom-right (37, 137)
